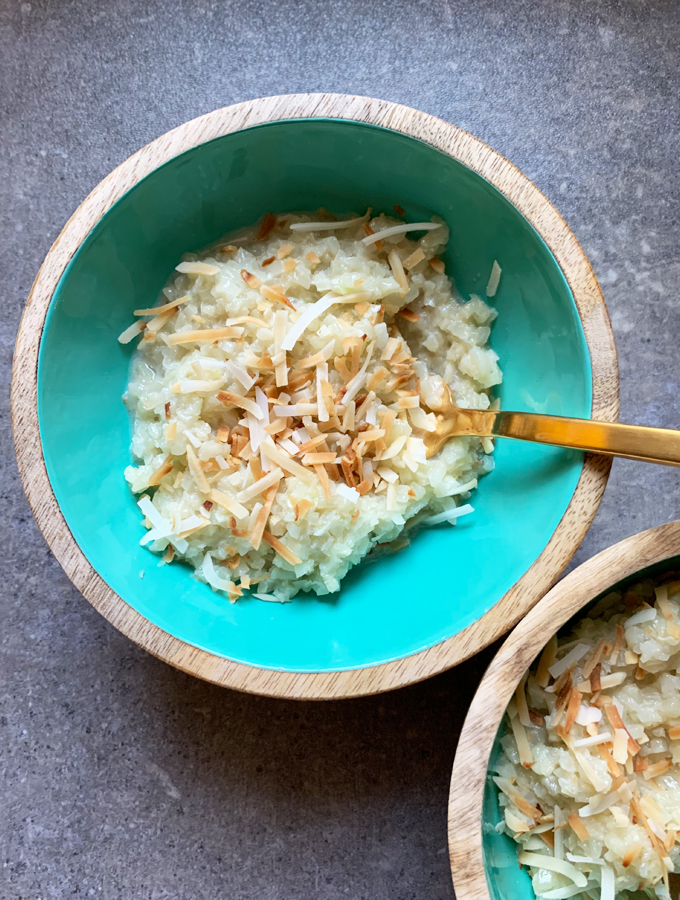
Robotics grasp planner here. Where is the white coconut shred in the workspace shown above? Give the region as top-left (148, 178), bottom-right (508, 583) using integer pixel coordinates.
top-left (121, 209), bottom-right (502, 602)
top-left (494, 579), bottom-right (680, 900)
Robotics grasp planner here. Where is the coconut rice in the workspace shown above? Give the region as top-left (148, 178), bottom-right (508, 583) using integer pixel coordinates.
top-left (121, 209), bottom-right (502, 602)
top-left (494, 579), bottom-right (680, 899)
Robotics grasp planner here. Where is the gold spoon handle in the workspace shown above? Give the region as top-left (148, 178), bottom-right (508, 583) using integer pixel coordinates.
top-left (454, 409), bottom-right (680, 467)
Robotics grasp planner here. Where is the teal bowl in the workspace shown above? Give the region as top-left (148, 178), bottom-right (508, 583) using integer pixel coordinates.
top-left (11, 95), bottom-right (618, 698)
top-left (448, 521), bottom-right (680, 899)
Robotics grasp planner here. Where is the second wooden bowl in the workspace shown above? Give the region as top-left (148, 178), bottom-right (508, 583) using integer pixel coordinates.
top-left (449, 519), bottom-right (680, 899)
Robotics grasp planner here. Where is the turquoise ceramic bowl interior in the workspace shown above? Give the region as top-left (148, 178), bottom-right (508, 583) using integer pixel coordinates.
top-left (38, 118), bottom-right (592, 673)
top-left (482, 555), bottom-right (680, 900)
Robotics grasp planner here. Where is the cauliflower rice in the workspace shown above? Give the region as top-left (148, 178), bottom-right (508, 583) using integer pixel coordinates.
top-left (121, 209), bottom-right (502, 602)
top-left (494, 578), bottom-right (680, 899)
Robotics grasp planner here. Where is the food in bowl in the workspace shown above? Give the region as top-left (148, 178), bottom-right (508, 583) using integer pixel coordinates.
top-left (120, 210), bottom-right (502, 602)
top-left (493, 578), bottom-right (680, 898)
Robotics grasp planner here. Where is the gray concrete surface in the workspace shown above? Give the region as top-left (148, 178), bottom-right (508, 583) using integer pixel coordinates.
top-left (1, 0), bottom-right (679, 897)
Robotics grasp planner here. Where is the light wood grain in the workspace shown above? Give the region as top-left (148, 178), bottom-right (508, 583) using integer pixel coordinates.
top-left (10, 94), bottom-right (619, 699)
top-left (448, 519), bottom-right (680, 899)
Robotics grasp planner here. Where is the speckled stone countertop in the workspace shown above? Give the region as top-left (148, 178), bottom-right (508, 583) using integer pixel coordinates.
top-left (2, 0), bottom-right (679, 897)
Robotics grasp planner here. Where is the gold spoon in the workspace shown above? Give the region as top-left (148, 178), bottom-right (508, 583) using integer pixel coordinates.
top-left (423, 384), bottom-right (680, 467)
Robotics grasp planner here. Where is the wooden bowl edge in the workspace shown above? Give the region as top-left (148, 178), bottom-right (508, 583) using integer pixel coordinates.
top-left (448, 519), bottom-right (680, 899)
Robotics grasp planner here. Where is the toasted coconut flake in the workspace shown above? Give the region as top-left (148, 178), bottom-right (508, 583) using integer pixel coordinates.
top-left (216, 391), bottom-right (265, 420)
top-left (362, 221), bottom-right (442, 246)
top-left (340, 457), bottom-right (357, 487)
top-left (397, 308), bottom-right (420, 323)
top-left (135, 295), bottom-right (190, 316)
top-left (302, 452), bottom-right (337, 465)
top-left (598, 743), bottom-right (622, 778)
top-left (216, 426), bottom-right (230, 443)
top-left (226, 315), bottom-right (270, 329)
top-left (622, 844), bottom-right (643, 868)
top-left (305, 251), bottom-right (320, 268)
top-left (493, 777), bottom-right (542, 821)
top-left (147, 457), bottom-right (174, 487)
top-left (260, 284), bottom-right (295, 310)
top-left (537, 831), bottom-right (555, 849)
top-left (363, 222), bottom-right (383, 251)
top-left (290, 210), bottom-right (371, 233)
top-left (644, 759), bottom-right (672, 780)
top-left (379, 408), bottom-right (397, 443)
top-left (263, 418), bottom-right (287, 436)
top-left (510, 714), bottom-right (534, 769)
top-left (118, 320), bottom-right (146, 344)
top-left (276, 244), bottom-right (294, 259)
top-left (656, 585), bottom-right (680, 638)
top-left (314, 463), bottom-right (331, 500)
top-left (298, 434), bottom-right (329, 454)
top-left (612, 728), bottom-right (629, 764)
top-left (563, 689), bottom-right (582, 734)
top-left (262, 256), bottom-right (275, 267)
top-left (604, 705), bottom-right (641, 756)
top-left (403, 247), bottom-right (425, 270)
top-left (356, 479), bottom-right (372, 496)
top-left (393, 204), bottom-right (405, 216)
top-left (167, 326), bottom-right (242, 345)
top-left (388, 249), bottom-right (409, 296)
top-left (262, 530), bottom-right (301, 565)
top-left (220, 244), bottom-right (238, 253)
top-left (567, 812), bottom-right (590, 842)
top-left (176, 261), bottom-right (220, 277)
top-left (284, 258), bottom-right (297, 272)
top-left (397, 394), bottom-right (420, 409)
top-left (165, 421), bottom-right (177, 440)
top-left (668, 726), bottom-right (680, 740)
top-left (186, 444), bottom-right (210, 494)
top-left (298, 350), bottom-right (327, 369)
top-left (237, 467), bottom-right (284, 502)
top-left (208, 489), bottom-right (249, 520)
top-left (582, 638), bottom-right (606, 679)
top-left (249, 484), bottom-right (278, 551)
top-left (261, 440), bottom-right (314, 482)
top-left (381, 337), bottom-right (400, 361)
top-left (366, 367), bottom-right (388, 392)
top-left (294, 499), bottom-right (314, 521)
top-left (241, 269), bottom-right (261, 289)
top-left (589, 663), bottom-right (602, 693)
top-left (256, 212), bottom-right (277, 241)
top-left (428, 257), bottom-right (445, 274)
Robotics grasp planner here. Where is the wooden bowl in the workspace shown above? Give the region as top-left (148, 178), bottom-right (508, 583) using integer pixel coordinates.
top-left (11, 94), bottom-right (618, 699)
top-left (448, 520), bottom-right (680, 899)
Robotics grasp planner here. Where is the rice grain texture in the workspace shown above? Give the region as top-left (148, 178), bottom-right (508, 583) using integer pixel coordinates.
top-left (123, 211), bottom-right (502, 602)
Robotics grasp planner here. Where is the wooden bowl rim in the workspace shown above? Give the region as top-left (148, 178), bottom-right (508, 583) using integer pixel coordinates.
top-left (448, 519), bottom-right (680, 899)
top-left (10, 93), bottom-right (619, 700)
